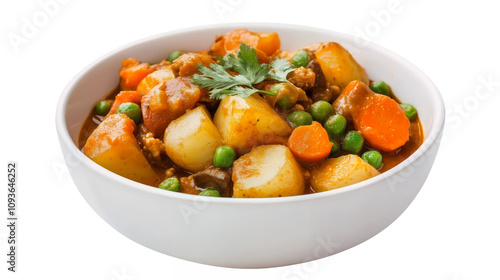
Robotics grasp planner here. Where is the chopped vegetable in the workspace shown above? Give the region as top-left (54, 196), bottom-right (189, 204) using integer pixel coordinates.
top-left (357, 93), bottom-right (410, 152)
top-left (310, 100), bottom-right (333, 123)
top-left (213, 146), bottom-right (237, 169)
top-left (287, 110), bottom-right (313, 128)
top-left (324, 114), bottom-right (347, 139)
top-left (210, 29), bottom-right (280, 57)
top-left (255, 31), bottom-right (281, 56)
top-left (310, 154), bottom-right (380, 192)
top-left (314, 42), bottom-right (369, 89)
top-left (400, 103), bottom-right (417, 120)
top-left (291, 49), bottom-right (310, 68)
top-left (94, 100), bottom-right (113, 116)
top-left (232, 145), bottom-right (304, 198)
top-left (361, 150), bottom-right (383, 169)
top-left (164, 106), bottom-right (223, 173)
top-left (158, 177), bottom-right (181, 192)
top-left (199, 189), bottom-right (221, 197)
top-left (333, 80), bottom-right (410, 152)
top-left (288, 121), bottom-right (333, 162)
top-left (342, 131), bottom-right (364, 154)
top-left (119, 59), bottom-right (153, 90)
top-left (116, 102), bottom-right (142, 125)
top-left (213, 94), bottom-right (292, 155)
top-left (369, 80), bottom-right (391, 96)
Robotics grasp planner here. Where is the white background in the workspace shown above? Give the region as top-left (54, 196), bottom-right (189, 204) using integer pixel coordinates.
top-left (1, 0), bottom-right (499, 279)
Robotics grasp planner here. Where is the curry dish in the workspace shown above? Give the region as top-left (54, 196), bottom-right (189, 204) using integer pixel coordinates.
top-left (79, 29), bottom-right (423, 198)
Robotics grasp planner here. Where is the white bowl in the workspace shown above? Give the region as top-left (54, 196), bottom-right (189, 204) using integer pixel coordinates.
top-left (56, 23), bottom-right (445, 268)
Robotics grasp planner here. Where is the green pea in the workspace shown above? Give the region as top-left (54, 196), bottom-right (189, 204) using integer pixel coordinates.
top-left (310, 101), bottom-right (333, 123)
top-left (369, 80), bottom-right (391, 96)
top-left (288, 110), bottom-right (313, 128)
top-left (342, 131), bottom-right (364, 154)
top-left (158, 177), bottom-right (181, 192)
top-left (94, 100), bottom-right (113, 116)
top-left (213, 146), bottom-right (236, 169)
top-left (361, 150), bottom-right (383, 169)
top-left (330, 139), bottom-right (340, 156)
top-left (116, 102), bottom-right (142, 125)
top-left (271, 83), bottom-right (298, 109)
top-left (291, 50), bottom-right (310, 68)
top-left (400, 103), bottom-right (417, 120)
top-left (168, 50), bottom-right (184, 62)
top-left (199, 189), bottom-right (221, 197)
top-left (324, 114), bottom-right (347, 138)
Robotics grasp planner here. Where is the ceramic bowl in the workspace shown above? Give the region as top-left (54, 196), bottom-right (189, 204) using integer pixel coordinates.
top-left (56, 23), bottom-right (444, 268)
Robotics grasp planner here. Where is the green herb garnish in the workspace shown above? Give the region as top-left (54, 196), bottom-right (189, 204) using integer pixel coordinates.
top-left (192, 43), bottom-right (295, 100)
top-left (269, 58), bottom-right (294, 83)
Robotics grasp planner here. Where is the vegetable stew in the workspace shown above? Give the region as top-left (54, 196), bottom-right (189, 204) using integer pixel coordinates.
top-left (79, 29), bottom-right (423, 198)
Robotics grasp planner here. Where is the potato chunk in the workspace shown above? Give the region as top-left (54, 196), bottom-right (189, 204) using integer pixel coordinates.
top-left (232, 145), bottom-right (305, 198)
top-left (310, 154), bottom-right (380, 192)
top-left (315, 42), bottom-right (369, 89)
top-left (84, 114), bottom-right (159, 186)
top-left (213, 94), bottom-right (292, 155)
top-left (163, 106), bottom-right (223, 173)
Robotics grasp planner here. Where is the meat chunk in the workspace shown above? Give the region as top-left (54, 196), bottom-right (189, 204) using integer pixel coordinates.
top-left (119, 58), bottom-right (153, 91)
top-left (141, 132), bottom-right (164, 162)
top-left (193, 168), bottom-right (233, 197)
top-left (332, 80), bottom-right (372, 123)
top-left (171, 53), bottom-right (216, 77)
top-left (141, 77), bottom-right (202, 138)
top-left (288, 67), bottom-right (316, 90)
top-left (308, 59), bottom-right (340, 103)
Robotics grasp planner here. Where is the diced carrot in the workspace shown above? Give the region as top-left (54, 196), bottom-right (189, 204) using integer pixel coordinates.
top-left (226, 29), bottom-right (259, 53)
top-left (141, 77), bottom-right (202, 137)
top-left (119, 60), bottom-right (153, 90)
top-left (256, 32), bottom-right (280, 56)
top-left (255, 49), bottom-right (271, 64)
top-left (121, 58), bottom-right (139, 68)
top-left (333, 80), bottom-right (410, 152)
top-left (107, 91), bottom-right (143, 116)
top-left (287, 121), bottom-right (333, 163)
top-left (356, 94), bottom-right (410, 152)
top-left (209, 29), bottom-right (280, 57)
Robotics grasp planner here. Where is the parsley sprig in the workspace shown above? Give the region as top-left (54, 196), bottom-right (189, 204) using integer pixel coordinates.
top-left (191, 43), bottom-right (294, 100)
top-left (269, 58), bottom-right (294, 83)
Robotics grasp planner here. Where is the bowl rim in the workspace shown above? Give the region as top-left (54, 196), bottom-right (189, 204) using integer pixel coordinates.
top-left (55, 22), bottom-right (445, 205)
